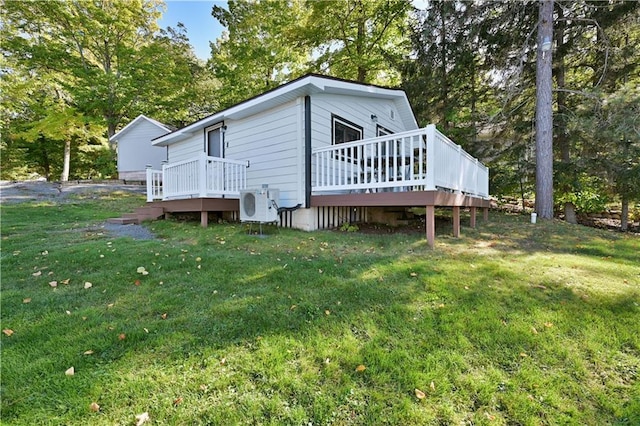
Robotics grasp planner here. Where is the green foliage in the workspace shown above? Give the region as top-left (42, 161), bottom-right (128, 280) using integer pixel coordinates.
top-left (299, 0), bottom-right (411, 84)
top-left (209, 0), bottom-right (310, 108)
top-left (339, 222), bottom-right (359, 232)
top-left (555, 174), bottom-right (611, 214)
top-left (2, 195), bottom-right (639, 424)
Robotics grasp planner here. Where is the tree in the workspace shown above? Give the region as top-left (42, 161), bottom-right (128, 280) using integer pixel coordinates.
top-left (535, 0), bottom-right (554, 220)
top-left (2, 0), bottom-right (205, 179)
top-left (209, 0), bottom-right (310, 109)
top-left (299, 0), bottom-right (411, 84)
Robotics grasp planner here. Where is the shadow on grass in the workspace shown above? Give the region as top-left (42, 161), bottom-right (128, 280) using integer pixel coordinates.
top-left (2, 204), bottom-right (639, 424)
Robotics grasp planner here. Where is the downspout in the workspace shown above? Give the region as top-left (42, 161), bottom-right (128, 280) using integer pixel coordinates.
top-left (305, 95), bottom-right (312, 208)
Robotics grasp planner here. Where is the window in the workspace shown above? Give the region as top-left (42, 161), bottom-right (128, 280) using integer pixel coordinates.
top-left (332, 115), bottom-right (363, 162)
top-left (376, 125), bottom-right (393, 137)
top-left (332, 115), bottom-right (363, 146)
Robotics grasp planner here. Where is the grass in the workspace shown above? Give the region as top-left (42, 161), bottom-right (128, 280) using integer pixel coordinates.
top-left (1, 191), bottom-right (639, 425)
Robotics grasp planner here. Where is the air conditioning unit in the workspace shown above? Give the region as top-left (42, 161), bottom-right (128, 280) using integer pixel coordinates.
top-left (239, 187), bottom-right (280, 223)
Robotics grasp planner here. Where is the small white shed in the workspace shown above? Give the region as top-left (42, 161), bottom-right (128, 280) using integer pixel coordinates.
top-left (110, 115), bottom-right (170, 180)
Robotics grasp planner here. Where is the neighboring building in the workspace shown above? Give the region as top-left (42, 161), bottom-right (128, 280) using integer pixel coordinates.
top-left (109, 115), bottom-right (170, 180)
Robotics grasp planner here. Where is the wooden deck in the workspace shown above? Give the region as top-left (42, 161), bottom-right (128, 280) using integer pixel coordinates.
top-left (311, 190), bottom-right (490, 247)
top-left (140, 190), bottom-right (489, 247)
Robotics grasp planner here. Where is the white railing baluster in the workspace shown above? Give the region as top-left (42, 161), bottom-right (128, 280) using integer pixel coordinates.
top-left (309, 125), bottom-right (487, 197)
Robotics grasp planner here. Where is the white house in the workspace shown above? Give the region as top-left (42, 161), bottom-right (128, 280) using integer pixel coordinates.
top-left (116, 74), bottom-right (490, 247)
top-left (109, 115), bottom-right (171, 180)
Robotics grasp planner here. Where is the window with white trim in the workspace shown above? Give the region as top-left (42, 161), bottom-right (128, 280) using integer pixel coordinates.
top-left (332, 115), bottom-right (363, 146)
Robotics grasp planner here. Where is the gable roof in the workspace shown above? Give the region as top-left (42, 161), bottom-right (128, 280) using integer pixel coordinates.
top-left (152, 74), bottom-right (418, 147)
top-left (109, 115), bottom-right (172, 142)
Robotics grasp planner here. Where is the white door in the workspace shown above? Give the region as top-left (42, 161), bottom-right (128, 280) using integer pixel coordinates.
top-left (206, 125), bottom-right (223, 158)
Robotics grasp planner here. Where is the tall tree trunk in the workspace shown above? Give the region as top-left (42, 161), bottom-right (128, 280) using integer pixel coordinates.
top-left (555, 5), bottom-right (576, 224)
top-left (439, 3), bottom-right (448, 130)
top-left (61, 138), bottom-right (71, 182)
top-left (620, 195), bottom-right (629, 232)
top-left (535, 0), bottom-right (554, 219)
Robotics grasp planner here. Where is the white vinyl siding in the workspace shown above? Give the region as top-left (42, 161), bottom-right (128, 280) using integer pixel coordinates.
top-left (167, 133), bottom-right (203, 163)
top-left (224, 100), bottom-right (301, 207)
top-left (310, 93), bottom-right (406, 152)
top-left (115, 119), bottom-right (168, 176)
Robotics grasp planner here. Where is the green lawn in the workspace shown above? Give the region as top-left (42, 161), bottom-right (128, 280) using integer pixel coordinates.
top-left (1, 192), bottom-right (639, 425)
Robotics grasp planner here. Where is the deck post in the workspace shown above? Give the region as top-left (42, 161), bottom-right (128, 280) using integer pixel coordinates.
top-left (201, 211), bottom-right (208, 228)
top-left (470, 207), bottom-right (477, 228)
top-left (483, 207), bottom-right (489, 221)
top-left (426, 205), bottom-right (435, 248)
top-left (145, 165), bottom-right (153, 202)
top-left (199, 151), bottom-right (208, 198)
top-left (452, 206), bottom-right (460, 238)
top-left (425, 125), bottom-right (437, 191)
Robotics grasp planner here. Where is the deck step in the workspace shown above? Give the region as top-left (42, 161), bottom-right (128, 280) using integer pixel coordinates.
top-left (135, 206), bottom-right (164, 218)
top-left (107, 205), bottom-right (165, 225)
top-left (106, 217), bottom-right (139, 225)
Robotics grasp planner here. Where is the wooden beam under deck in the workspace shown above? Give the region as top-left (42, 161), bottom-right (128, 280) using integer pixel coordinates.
top-left (312, 191), bottom-right (490, 248)
top-left (311, 191), bottom-right (491, 208)
top-left (149, 198), bottom-right (239, 227)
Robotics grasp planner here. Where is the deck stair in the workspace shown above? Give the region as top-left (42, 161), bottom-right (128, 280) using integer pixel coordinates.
top-left (107, 206), bottom-right (164, 225)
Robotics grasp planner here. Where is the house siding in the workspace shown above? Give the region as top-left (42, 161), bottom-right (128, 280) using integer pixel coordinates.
top-left (115, 119), bottom-right (168, 177)
top-left (225, 99), bottom-right (302, 208)
top-left (310, 93), bottom-right (407, 151)
top-left (167, 133), bottom-right (203, 163)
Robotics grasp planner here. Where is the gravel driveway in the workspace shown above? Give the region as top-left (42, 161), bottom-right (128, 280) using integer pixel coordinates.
top-left (1, 180), bottom-right (156, 240)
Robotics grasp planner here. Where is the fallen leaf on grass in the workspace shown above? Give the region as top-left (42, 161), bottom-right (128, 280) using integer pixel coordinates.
top-left (173, 397), bottom-right (183, 406)
top-left (531, 326), bottom-right (538, 335)
top-left (410, 272), bottom-right (418, 277)
top-left (65, 366), bottom-right (75, 376)
top-left (161, 313), bottom-right (167, 320)
top-left (484, 412), bottom-right (496, 421)
top-left (49, 281), bottom-right (58, 287)
top-left (135, 412), bottom-right (150, 426)
top-left (532, 284), bottom-right (547, 290)
top-left (61, 279), bottom-right (70, 285)
top-left (430, 381), bottom-right (435, 391)
top-left (32, 271), bottom-right (42, 277)
top-left (118, 333), bottom-right (126, 341)
top-left (23, 298), bottom-right (31, 304)
top-left (414, 388), bottom-right (426, 399)
top-left (544, 322), bottom-right (554, 328)
top-left (355, 364), bottom-right (366, 372)
top-left (2, 329), bottom-right (14, 337)
top-left (89, 402), bottom-right (100, 412)
top-left (134, 279), bottom-right (141, 286)
top-left (84, 282), bottom-right (92, 289)
top-left (519, 352), bottom-right (528, 358)
top-left (136, 267), bottom-right (149, 275)
top-left (84, 350), bottom-right (94, 355)
top-left (220, 357), bottom-right (226, 365)
top-left (325, 310), bottom-right (331, 316)
top-left (195, 257), bottom-right (201, 262)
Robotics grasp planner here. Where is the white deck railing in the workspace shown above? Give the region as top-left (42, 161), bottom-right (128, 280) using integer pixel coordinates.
top-left (312, 124), bottom-right (489, 198)
top-left (146, 153), bottom-right (249, 201)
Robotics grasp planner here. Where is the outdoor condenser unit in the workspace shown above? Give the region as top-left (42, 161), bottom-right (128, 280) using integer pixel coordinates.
top-left (239, 186), bottom-right (280, 223)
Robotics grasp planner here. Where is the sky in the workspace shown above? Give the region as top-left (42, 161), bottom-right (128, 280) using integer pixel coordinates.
top-left (158, 1), bottom-right (227, 60)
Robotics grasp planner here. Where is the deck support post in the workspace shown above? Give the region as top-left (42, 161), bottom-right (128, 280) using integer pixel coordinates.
top-left (201, 211), bottom-right (208, 228)
top-left (470, 207), bottom-right (477, 228)
top-left (452, 206), bottom-right (460, 238)
top-left (426, 205), bottom-right (435, 248)
top-left (483, 207), bottom-right (489, 221)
